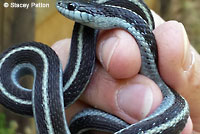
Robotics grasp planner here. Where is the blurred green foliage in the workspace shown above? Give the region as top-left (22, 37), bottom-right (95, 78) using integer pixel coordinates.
top-left (0, 113), bottom-right (17, 134)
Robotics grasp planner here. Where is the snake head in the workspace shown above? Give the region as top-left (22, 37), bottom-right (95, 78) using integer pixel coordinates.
top-left (56, 0), bottom-right (98, 23)
top-left (56, 0), bottom-right (116, 29)
top-left (56, 0), bottom-right (131, 30)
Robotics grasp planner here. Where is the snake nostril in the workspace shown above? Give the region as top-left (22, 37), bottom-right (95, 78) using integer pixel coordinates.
top-left (57, 1), bottom-right (62, 6)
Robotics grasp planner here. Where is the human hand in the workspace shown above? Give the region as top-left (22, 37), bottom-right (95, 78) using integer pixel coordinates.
top-left (52, 11), bottom-right (200, 134)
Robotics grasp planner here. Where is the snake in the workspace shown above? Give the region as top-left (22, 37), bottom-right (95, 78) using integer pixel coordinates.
top-left (0, 0), bottom-right (190, 134)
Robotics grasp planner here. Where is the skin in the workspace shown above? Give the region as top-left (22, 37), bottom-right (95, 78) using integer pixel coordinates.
top-left (52, 12), bottom-right (200, 134)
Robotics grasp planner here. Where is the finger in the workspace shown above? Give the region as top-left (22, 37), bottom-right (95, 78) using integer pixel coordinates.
top-left (51, 39), bottom-right (71, 70)
top-left (181, 117), bottom-right (193, 134)
top-left (154, 21), bottom-right (193, 89)
top-left (96, 11), bottom-right (165, 80)
top-left (81, 64), bottom-right (162, 123)
top-left (151, 10), bottom-right (165, 28)
top-left (51, 37), bottom-right (162, 124)
top-left (93, 12), bottom-right (164, 122)
top-left (81, 20), bottom-right (195, 132)
top-left (151, 14), bottom-right (193, 134)
top-left (97, 29), bottom-right (141, 79)
top-left (51, 39), bottom-right (160, 124)
top-left (51, 19), bottom-right (194, 133)
top-left (65, 101), bottom-right (89, 122)
top-left (154, 20), bottom-right (200, 131)
top-left (52, 36), bottom-right (192, 134)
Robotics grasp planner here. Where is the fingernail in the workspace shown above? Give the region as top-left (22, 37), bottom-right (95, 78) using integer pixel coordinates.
top-left (117, 84), bottom-right (153, 120)
top-left (99, 36), bottom-right (119, 70)
top-left (181, 23), bottom-right (194, 71)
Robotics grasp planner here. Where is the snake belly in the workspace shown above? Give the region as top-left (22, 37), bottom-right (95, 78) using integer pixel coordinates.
top-left (56, 0), bottom-right (190, 134)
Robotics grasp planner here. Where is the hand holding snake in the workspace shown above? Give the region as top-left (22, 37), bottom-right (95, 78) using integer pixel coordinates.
top-left (0, 0), bottom-right (200, 133)
top-left (53, 12), bottom-right (200, 134)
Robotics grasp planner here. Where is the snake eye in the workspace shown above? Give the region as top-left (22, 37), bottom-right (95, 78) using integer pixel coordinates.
top-left (57, 1), bottom-right (61, 5)
top-left (68, 3), bottom-right (77, 11)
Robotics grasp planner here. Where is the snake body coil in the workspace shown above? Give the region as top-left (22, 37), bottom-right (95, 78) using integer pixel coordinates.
top-left (0, 0), bottom-right (189, 134)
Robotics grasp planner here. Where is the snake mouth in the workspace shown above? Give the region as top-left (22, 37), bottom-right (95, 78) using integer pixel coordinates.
top-left (56, 1), bottom-right (94, 24)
